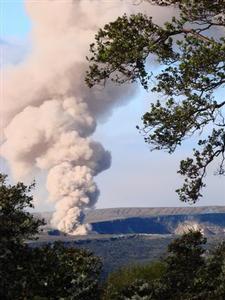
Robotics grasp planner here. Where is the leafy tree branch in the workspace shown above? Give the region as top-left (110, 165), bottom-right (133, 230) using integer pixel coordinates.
top-left (86, 0), bottom-right (225, 203)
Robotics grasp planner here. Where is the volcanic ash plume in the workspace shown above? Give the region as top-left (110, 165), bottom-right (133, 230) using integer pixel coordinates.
top-left (1, 0), bottom-right (175, 234)
top-left (1, 0), bottom-right (132, 235)
top-left (47, 163), bottom-right (99, 235)
top-left (1, 95), bottom-right (111, 234)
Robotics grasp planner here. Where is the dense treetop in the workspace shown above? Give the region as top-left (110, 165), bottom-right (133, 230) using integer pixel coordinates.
top-left (0, 174), bottom-right (102, 300)
top-left (103, 230), bottom-right (225, 300)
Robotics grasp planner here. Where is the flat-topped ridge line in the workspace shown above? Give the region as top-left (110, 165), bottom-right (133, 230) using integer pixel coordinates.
top-left (34, 206), bottom-right (225, 224)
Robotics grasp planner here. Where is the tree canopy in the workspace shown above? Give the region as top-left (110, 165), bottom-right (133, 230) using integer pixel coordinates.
top-left (0, 174), bottom-right (102, 300)
top-left (86, 0), bottom-right (225, 203)
top-left (102, 230), bottom-right (225, 300)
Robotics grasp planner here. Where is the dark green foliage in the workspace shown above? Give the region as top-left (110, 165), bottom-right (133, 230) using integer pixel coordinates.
top-left (23, 242), bottom-right (102, 300)
top-left (194, 241), bottom-right (225, 299)
top-left (159, 231), bottom-right (225, 300)
top-left (103, 261), bottom-right (165, 299)
top-left (160, 231), bottom-right (207, 299)
top-left (0, 174), bottom-right (44, 245)
top-left (0, 174), bottom-right (45, 299)
top-left (109, 279), bottom-right (157, 300)
top-left (86, 0), bottom-right (225, 203)
top-left (0, 174), bottom-right (102, 300)
top-left (102, 231), bottom-right (225, 300)
top-left (1, 242), bottom-right (102, 300)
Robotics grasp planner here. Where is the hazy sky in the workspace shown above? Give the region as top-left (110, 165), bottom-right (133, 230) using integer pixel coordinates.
top-left (1, 0), bottom-right (224, 211)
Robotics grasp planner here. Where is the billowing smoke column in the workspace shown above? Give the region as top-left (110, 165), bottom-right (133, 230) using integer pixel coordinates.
top-left (1, 0), bottom-right (136, 235)
top-left (1, 1), bottom-right (174, 234)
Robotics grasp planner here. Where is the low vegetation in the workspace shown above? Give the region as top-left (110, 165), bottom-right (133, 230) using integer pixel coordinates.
top-left (102, 261), bottom-right (166, 299)
top-left (0, 173), bottom-right (224, 299)
top-left (0, 174), bottom-right (102, 300)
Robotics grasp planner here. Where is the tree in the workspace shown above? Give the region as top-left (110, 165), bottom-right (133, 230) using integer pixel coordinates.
top-left (160, 230), bottom-right (207, 299)
top-left (86, 0), bottom-right (225, 203)
top-left (103, 261), bottom-right (165, 299)
top-left (103, 231), bottom-right (225, 300)
top-left (23, 242), bottom-right (102, 300)
top-left (0, 174), bottom-right (44, 299)
top-left (0, 174), bottom-right (44, 246)
top-left (111, 279), bottom-right (156, 300)
top-left (194, 241), bottom-right (225, 299)
top-left (0, 174), bottom-right (102, 300)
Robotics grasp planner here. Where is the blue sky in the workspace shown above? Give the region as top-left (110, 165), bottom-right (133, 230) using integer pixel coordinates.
top-left (1, 0), bottom-right (31, 38)
top-left (1, 0), bottom-right (224, 210)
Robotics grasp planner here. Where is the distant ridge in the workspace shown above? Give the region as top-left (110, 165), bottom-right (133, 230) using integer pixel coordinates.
top-left (85, 206), bottom-right (225, 223)
top-left (35, 206), bottom-right (225, 224)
